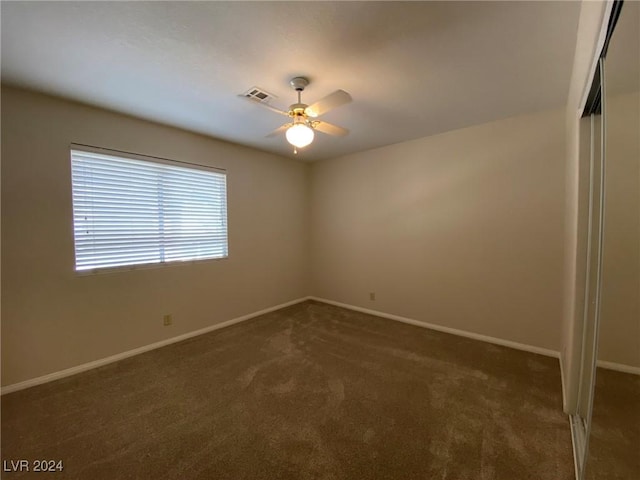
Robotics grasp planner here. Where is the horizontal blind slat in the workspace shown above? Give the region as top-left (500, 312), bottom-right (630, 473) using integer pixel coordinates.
top-left (71, 149), bottom-right (228, 271)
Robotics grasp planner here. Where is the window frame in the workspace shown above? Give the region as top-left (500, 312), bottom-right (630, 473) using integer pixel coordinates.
top-left (69, 143), bottom-right (229, 275)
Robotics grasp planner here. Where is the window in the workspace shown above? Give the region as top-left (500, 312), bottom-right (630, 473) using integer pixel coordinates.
top-left (70, 148), bottom-right (228, 273)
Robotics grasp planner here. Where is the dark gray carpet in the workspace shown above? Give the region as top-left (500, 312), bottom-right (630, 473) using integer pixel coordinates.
top-left (1, 300), bottom-right (573, 479)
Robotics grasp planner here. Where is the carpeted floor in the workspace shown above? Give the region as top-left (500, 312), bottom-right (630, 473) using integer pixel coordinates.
top-left (586, 367), bottom-right (640, 480)
top-left (2, 300), bottom-right (573, 479)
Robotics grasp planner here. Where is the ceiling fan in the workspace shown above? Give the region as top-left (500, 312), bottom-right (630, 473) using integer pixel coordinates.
top-left (243, 77), bottom-right (352, 153)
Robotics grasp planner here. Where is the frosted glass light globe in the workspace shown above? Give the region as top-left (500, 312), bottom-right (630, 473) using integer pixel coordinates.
top-left (286, 124), bottom-right (315, 148)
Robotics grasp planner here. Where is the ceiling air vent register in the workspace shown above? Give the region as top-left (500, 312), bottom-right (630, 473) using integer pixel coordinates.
top-left (243, 87), bottom-right (276, 103)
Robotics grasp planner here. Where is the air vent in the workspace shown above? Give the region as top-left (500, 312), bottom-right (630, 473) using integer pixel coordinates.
top-left (243, 86), bottom-right (276, 103)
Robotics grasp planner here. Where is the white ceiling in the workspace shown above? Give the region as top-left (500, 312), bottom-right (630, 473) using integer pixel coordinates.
top-left (1, 1), bottom-right (580, 161)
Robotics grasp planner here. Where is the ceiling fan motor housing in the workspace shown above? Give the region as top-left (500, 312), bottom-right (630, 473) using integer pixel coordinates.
top-left (290, 103), bottom-right (308, 115)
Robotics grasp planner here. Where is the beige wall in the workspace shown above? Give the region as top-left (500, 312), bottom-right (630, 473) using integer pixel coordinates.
top-left (310, 108), bottom-right (566, 351)
top-left (1, 87), bottom-right (309, 386)
top-left (8, 79), bottom-right (625, 389)
top-left (599, 91), bottom-right (640, 367)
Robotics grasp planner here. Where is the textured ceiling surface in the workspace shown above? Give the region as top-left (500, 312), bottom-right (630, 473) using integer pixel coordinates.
top-left (1, 1), bottom-right (580, 161)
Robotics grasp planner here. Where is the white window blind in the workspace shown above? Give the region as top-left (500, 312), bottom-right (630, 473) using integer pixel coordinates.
top-left (71, 149), bottom-right (228, 272)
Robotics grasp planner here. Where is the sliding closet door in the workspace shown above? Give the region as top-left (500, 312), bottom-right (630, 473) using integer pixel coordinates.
top-left (586, 1), bottom-right (640, 477)
top-left (576, 110), bottom-right (604, 425)
top-left (573, 99), bottom-right (605, 479)
top-left (569, 2), bottom-right (638, 478)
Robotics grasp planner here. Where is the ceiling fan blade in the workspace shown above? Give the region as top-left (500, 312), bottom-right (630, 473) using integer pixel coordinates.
top-left (266, 123), bottom-right (290, 138)
top-left (239, 95), bottom-right (290, 116)
top-left (314, 121), bottom-right (349, 137)
top-left (305, 90), bottom-right (352, 118)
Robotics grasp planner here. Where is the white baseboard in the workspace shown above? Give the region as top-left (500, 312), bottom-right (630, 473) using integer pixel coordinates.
top-left (1, 297), bottom-right (311, 395)
top-left (6, 295), bottom-right (635, 396)
top-left (309, 298), bottom-right (640, 379)
top-left (560, 354), bottom-right (568, 411)
top-left (597, 359), bottom-right (640, 375)
top-left (309, 296), bottom-right (561, 358)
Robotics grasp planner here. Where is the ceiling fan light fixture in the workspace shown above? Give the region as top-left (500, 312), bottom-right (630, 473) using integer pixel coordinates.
top-left (286, 123), bottom-right (315, 148)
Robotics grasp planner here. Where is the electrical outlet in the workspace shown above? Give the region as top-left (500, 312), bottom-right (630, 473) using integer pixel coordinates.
top-left (369, 292), bottom-right (376, 301)
top-left (163, 314), bottom-right (172, 326)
